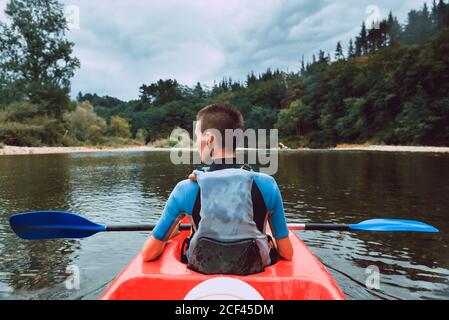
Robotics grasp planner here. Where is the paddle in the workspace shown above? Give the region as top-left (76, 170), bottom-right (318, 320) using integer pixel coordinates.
top-left (288, 219), bottom-right (439, 232)
top-left (9, 211), bottom-right (439, 241)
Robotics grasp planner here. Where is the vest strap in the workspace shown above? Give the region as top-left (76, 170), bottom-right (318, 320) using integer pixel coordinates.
top-left (180, 237), bottom-right (190, 264)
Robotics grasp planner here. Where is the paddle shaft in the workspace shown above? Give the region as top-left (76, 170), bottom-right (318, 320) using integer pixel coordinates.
top-left (105, 224), bottom-right (192, 232)
top-left (305, 224), bottom-right (350, 231)
top-left (105, 223), bottom-right (350, 232)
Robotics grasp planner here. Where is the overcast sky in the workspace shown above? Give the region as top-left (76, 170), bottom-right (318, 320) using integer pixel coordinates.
top-left (0, 0), bottom-right (430, 100)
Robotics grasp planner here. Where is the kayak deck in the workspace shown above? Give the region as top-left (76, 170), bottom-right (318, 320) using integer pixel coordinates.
top-left (100, 229), bottom-right (345, 300)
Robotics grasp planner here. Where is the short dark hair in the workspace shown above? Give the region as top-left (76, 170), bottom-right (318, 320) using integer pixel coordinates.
top-left (197, 103), bottom-right (244, 151)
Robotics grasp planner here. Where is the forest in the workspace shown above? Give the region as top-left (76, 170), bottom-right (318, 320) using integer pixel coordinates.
top-left (1, 0), bottom-right (449, 148)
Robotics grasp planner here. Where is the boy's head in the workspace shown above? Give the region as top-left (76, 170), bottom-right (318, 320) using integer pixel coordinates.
top-left (195, 103), bottom-right (244, 162)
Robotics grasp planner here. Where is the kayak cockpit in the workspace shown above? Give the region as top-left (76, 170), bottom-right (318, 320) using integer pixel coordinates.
top-left (100, 229), bottom-right (346, 300)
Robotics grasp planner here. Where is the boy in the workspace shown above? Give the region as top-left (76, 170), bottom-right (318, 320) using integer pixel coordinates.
top-left (142, 103), bottom-right (293, 275)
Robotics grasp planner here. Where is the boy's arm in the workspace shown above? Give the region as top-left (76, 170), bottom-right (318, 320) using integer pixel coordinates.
top-left (142, 180), bottom-right (197, 262)
top-left (267, 178), bottom-right (294, 261)
top-left (142, 224), bottom-right (180, 262)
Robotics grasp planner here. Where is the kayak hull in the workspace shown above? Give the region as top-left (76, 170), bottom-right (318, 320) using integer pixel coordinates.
top-left (100, 227), bottom-right (345, 300)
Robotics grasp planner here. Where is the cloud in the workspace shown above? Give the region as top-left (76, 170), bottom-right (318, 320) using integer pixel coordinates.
top-left (1, 0), bottom-right (432, 100)
top-left (0, 0), bottom-right (7, 22)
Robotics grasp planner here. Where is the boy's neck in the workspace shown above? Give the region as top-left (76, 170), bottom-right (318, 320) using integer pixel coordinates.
top-left (211, 150), bottom-right (236, 163)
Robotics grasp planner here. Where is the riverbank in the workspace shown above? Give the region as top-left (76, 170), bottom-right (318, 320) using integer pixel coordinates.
top-left (332, 144), bottom-right (449, 153)
top-left (1, 144), bottom-right (449, 156)
top-left (0, 145), bottom-right (164, 156)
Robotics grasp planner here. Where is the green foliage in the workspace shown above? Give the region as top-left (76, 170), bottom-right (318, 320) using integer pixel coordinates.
top-left (135, 128), bottom-right (148, 145)
top-left (139, 79), bottom-right (184, 106)
top-left (335, 97), bottom-right (368, 142)
top-left (109, 116), bottom-right (131, 139)
top-left (2, 101), bottom-right (41, 122)
top-left (296, 22), bottom-right (449, 147)
top-left (0, 102), bottom-right (65, 146)
top-left (276, 101), bottom-right (303, 137)
top-left (246, 106), bottom-right (278, 130)
top-left (65, 102), bottom-right (107, 144)
top-left (0, 0), bottom-right (79, 117)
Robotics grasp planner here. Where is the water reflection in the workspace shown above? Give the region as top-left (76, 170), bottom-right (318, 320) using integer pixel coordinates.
top-left (0, 151), bottom-right (448, 300)
top-left (276, 151), bottom-right (449, 299)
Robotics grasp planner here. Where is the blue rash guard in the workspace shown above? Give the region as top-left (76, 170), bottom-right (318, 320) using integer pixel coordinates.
top-left (152, 165), bottom-right (290, 242)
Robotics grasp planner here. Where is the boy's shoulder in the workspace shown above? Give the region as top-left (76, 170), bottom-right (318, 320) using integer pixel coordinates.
top-left (252, 171), bottom-right (277, 185)
top-left (174, 178), bottom-right (200, 195)
top-left (173, 171), bottom-right (278, 193)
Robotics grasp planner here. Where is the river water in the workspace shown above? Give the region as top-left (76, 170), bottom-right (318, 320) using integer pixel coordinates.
top-left (0, 151), bottom-right (448, 300)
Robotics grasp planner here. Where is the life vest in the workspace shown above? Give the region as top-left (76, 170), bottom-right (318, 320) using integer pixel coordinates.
top-left (181, 165), bottom-right (278, 276)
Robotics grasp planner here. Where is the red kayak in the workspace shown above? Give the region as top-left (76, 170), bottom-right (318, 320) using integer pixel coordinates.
top-left (100, 221), bottom-right (346, 300)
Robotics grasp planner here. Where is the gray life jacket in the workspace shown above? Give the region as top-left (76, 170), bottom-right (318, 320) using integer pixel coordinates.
top-left (185, 168), bottom-right (274, 275)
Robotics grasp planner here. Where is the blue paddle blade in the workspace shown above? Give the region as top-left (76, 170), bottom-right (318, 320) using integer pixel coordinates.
top-left (349, 219), bottom-right (439, 233)
top-left (9, 211), bottom-right (106, 240)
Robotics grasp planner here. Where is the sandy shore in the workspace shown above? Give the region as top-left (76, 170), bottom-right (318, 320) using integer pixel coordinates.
top-left (333, 145), bottom-right (449, 153)
top-left (1, 144), bottom-right (449, 156)
top-left (0, 145), bottom-right (168, 156)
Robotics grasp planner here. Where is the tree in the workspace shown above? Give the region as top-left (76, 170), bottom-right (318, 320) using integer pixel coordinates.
top-left (300, 55), bottom-right (306, 74)
top-left (193, 82), bottom-right (205, 99)
top-left (65, 102), bottom-right (107, 144)
top-left (109, 116), bottom-right (132, 139)
top-left (0, 0), bottom-right (80, 117)
top-left (275, 101), bottom-right (305, 137)
top-left (139, 79), bottom-right (183, 106)
top-left (402, 4), bottom-right (434, 44)
top-left (246, 106), bottom-right (278, 130)
top-left (421, 3), bottom-right (435, 39)
top-left (432, 0), bottom-right (439, 28)
top-left (387, 12), bottom-right (401, 46)
top-left (347, 39), bottom-right (355, 58)
top-left (246, 71), bottom-right (257, 86)
top-left (355, 22), bottom-right (369, 55)
top-left (135, 128), bottom-right (148, 145)
top-left (395, 85), bottom-right (432, 144)
top-left (335, 41), bottom-right (345, 60)
top-left (318, 50), bottom-right (329, 64)
top-left (438, 0), bottom-right (449, 28)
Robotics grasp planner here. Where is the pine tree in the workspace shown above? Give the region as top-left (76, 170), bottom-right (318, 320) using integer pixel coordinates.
top-left (360, 22), bottom-right (369, 54)
top-left (439, 0), bottom-right (449, 28)
top-left (335, 41), bottom-right (344, 60)
top-left (348, 39), bottom-right (355, 58)
top-left (300, 55), bottom-right (306, 74)
top-left (403, 4), bottom-right (434, 44)
top-left (421, 3), bottom-right (434, 39)
top-left (193, 82), bottom-right (204, 98)
top-left (432, 0), bottom-right (439, 28)
top-left (246, 71), bottom-right (257, 86)
top-left (387, 11), bottom-right (401, 46)
top-left (318, 50), bottom-right (327, 63)
top-left (355, 37), bottom-right (362, 56)
top-left (355, 22), bottom-right (369, 56)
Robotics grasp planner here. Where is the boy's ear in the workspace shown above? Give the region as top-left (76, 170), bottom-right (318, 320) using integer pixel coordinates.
top-left (207, 132), bottom-right (215, 145)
